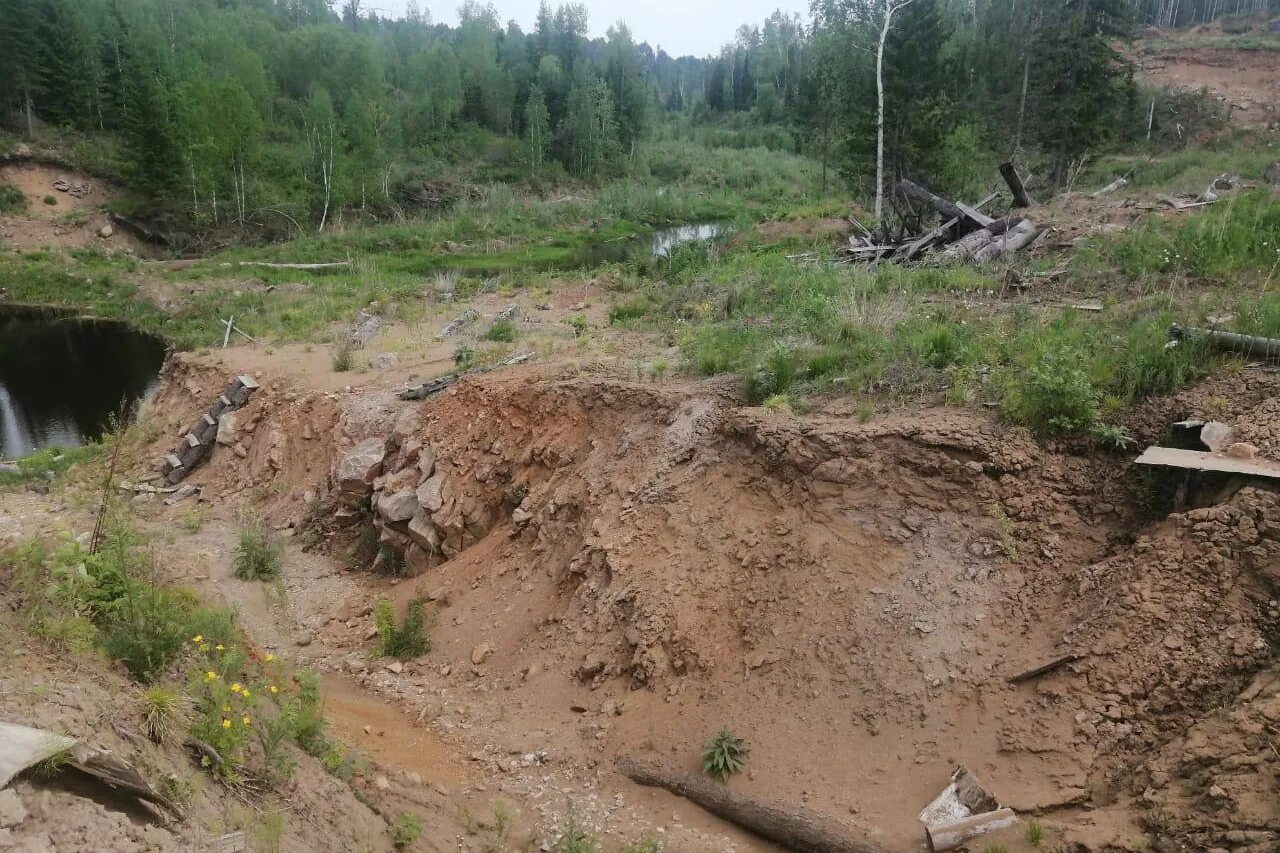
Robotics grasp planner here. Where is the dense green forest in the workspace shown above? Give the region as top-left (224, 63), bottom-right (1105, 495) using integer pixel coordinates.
top-left (0, 0), bottom-right (1272, 235)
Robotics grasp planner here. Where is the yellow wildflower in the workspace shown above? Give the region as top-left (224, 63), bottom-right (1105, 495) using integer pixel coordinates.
top-left (221, 719), bottom-right (231, 729)
top-left (223, 706), bottom-right (231, 713)
top-left (269, 685), bottom-right (279, 694)
top-left (241, 689), bottom-right (251, 698)
top-left (230, 683), bottom-right (242, 694)
top-left (241, 716), bottom-right (251, 726)
top-left (198, 644), bottom-right (208, 653)
top-left (264, 653), bottom-right (275, 662)
top-left (205, 671), bottom-right (219, 680)
top-left (215, 644), bottom-right (225, 651)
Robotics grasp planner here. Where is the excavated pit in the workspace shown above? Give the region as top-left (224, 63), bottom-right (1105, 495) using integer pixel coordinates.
top-left (143, 353), bottom-right (1280, 850)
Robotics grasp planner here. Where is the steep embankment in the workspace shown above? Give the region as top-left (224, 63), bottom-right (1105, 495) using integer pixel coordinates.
top-left (135, 350), bottom-right (1280, 849)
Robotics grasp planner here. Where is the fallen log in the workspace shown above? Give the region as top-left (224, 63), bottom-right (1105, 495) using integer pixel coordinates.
top-left (893, 179), bottom-right (994, 229)
top-left (435, 308), bottom-right (479, 340)
top-left (1170, 324), bottom-right (1280, 360)
top-left (999, 162), bottom-right (1036, 207)
top-left (973, 219), bottom-right (1039, 263)
top-left (895, 192), bottom-right (1001, 262)
top-left (615, 755), bottom-right (886, 853)
top-left (237, 261), bottom-right (350, 270)
top-left (398, 352), bottom-right (534, 400)
top-left (939, 217), bottom-right (1021, 262)
top-left (1092, 176), bottom-right (1129, 197)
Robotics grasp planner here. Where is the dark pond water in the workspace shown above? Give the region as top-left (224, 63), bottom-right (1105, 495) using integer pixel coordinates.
top-left (0, 305), bottom-right (168, 458)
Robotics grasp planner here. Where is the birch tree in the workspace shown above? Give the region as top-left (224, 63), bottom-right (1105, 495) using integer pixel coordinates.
top-left (873, 0), bottom-right (915, 227)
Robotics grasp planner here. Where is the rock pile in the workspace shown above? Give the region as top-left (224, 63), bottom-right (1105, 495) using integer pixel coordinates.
top-left (332, 407), bottom-right (503, 576)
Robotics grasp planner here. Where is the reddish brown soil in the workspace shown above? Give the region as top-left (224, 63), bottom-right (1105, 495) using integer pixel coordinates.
top-left (0, 162), bottom-right (149, 254)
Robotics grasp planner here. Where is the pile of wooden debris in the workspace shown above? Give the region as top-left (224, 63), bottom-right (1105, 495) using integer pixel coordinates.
top-left (836, 165), bottom-right (1042, 266)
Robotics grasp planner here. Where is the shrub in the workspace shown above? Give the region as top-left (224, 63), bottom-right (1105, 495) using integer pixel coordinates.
top-left (391, 812), bottom-right (423, 850)
top-left (0, 183), bottom-right (25, 214)
top-left (101, 585), bottom-right (204, 682)
top-left (609, 300), bottom-right (650, 324)
top-left (234, 526), bottom-right (282, 581)
top-left (332, 345), bottom-right (354, 372)
top-left (701, 727), bottom-right (748, 783)
top-left (283, 671), bottom-right (328, 755)
top-left (483, 319), bottom-right (516, 342)
top-left (1025, 818), bottom-right (1044, 845)
top-left (454, 345), bottom-right (475, 368)
top-left (549, 816), bottom-right (601, 853)
top-left (1001, 348), bottom-right (1098, 437)
top-left (142, 685), bottom-right (186, 744)
top-left (566, 315), bottom-right (589, 337)
top-left (374, 597), bottom-right (433, 659)
top-left (42, 194), bottom-right (57, 206)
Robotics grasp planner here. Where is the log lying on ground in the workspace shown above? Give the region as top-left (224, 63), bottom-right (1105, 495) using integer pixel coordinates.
top-left (1170, 325), bottom-right (1280, 360)
top-left (999, 162), bottom-right (1036, 207)
top-left (1092, 176), bottom-right (1129, 197)
top-left (238, 261), bottom-right (350, 270)
top-left (973, 219), bottom-right (1039, 263)
top-left (893, 179), bottom-right (994, 229)
top-left (615, 755), bottom-right (887, 853)
top-left (939, 216), bottom-right (1021, 261)
top-left (398, 352), bottom-right (534, 400)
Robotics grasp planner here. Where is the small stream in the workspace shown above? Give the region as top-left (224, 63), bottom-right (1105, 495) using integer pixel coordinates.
top-left (0, 305), bottom-right (168, 458)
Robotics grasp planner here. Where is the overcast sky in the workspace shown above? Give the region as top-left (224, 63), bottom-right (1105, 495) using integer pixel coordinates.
top-left (365, 0), bottom-right (809, 57)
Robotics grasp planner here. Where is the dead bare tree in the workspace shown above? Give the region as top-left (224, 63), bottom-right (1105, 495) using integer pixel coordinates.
top-left (874, 0), bottom-right (916, 228)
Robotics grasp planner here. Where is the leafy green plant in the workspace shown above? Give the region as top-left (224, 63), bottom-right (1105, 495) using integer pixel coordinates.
top-left (701, 727), bottom-right (748, 782)
top-left (1000, 348), bottom-right (1098, 437)
top-left (233, 525), bottom-right (281, 581)
top-left (391, 811), bottom-right (423, 850)
top-left (566, 315), bottom-right (589, 337)
top-left (484, 319), bottom-right (517, 342)
top-left (0, 183), bottom-right (26, 214)
top-left (1025, 818), bottom-right (1044, 845)
top-left (454, 345), bottom-right (476, 368)
top-left (373, 597), bottom-right (434, 659)
top-left (42, 194), bottom-right (57, 206)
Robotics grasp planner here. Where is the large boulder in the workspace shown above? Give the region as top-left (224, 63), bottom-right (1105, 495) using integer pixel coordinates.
top-left (377, 489), bottom-right (419, 523)
top-left (416, 472), bottom-right (453, 513)
top-left (407, 510), bottom-right (441, 552)
top-left (337, 438), bottom-right (387, 494)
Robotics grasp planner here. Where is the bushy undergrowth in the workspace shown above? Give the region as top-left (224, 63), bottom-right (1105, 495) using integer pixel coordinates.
top-left (8, 520), bottom-right (330, 784)
top-left (373, 596), bottom-right (434, 659)
top-left (0, 182), bottom-right (26, 214)
top-left (233, 524), bottom-right (282, 581)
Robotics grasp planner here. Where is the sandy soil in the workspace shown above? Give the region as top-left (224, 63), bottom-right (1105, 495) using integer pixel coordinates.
top-left (1135, 35), bottom-right (1280, 127)
top-left (0, 162), bottom-right (149, 254)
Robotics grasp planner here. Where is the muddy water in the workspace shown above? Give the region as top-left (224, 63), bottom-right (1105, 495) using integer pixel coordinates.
top-left (0, 305), bottom-right (167, 457)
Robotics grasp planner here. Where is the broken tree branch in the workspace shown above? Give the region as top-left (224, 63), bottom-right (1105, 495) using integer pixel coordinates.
top-left (973, 219), bottom-right (1040, 263)
top-left (999, 162), bottom-right (1036, 207)
top-left (893, 179), bottom-right (994, 229)
top-left (1007, 653), bottom-right (1082, 684)
top-left (237, 261), bottom-right (350, 270)
top-left (615, 755), bottom-right (886, 853)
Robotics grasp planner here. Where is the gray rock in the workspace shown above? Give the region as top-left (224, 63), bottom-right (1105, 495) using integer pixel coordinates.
top-left (407, 510), bottom-right (441, 551)
top-left (417, 445), bottom-right (436, 477)
top-left (0, 790), bottom-right (26, 828)
top-left (373, 774), bottom-right (390, 791)
top-left (392, 407), bottom-right (420, 445)
top-left (337, 438), bottom-right (387, 493)
top-left (97, 224), bottom-right (113, 239)
top-left (294, 631), bottom-right (314, 647)
top-left (416, 472), bottom-right (452, 513)
top-left (1200, 421), bottom-right (1233, 452)
top-left (471, 642), bottom-right (493, 665)
top-left (371, 352), bottom-right (399, 371)
top-left (377, 489), bottom-right (419, 523)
